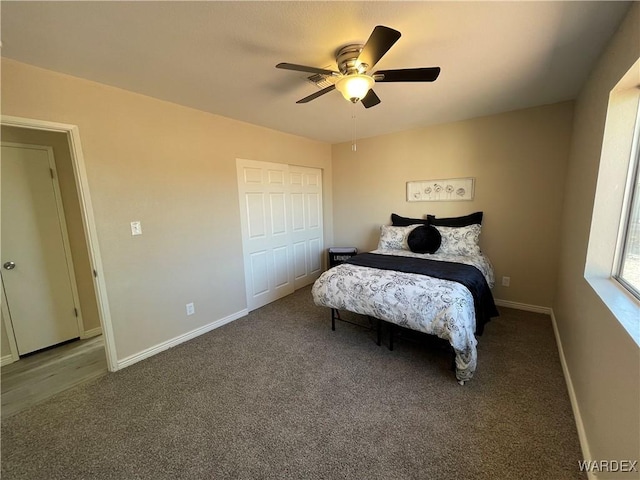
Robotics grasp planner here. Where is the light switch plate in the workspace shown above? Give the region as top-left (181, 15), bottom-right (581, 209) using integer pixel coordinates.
top-left (130, 221), bottom-right (142, 236)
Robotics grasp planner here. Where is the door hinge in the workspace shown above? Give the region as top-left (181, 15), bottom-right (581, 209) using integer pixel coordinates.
top-left (50, 168), bottom-right (54, 179)
top-left (93, 269), bottom-right (98, 278)
top-left (74, 308), bottom-right (78, 317)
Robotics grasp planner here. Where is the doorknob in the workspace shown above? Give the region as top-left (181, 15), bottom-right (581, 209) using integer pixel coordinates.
top-left (3, 261), bottom-right (16, 270)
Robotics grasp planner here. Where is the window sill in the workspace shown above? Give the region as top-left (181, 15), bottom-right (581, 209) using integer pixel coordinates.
top-left (586, 276), bottom-right (640, 347)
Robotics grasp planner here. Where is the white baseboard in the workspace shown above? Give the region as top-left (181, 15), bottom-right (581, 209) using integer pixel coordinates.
top-left (117, 309), bottom-right (248, 370)
top-left (494, 298), bottom-right (552, 315)
top-left (1, 354), bottom-right (16, 367)
top-left (549, 309), bottom-right (594, 479)
top-left (81, 326), bottom-right (103, 339)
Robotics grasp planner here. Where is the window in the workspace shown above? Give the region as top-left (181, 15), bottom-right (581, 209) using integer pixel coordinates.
top-left (584, 58), bottom-right (640, 346)
top-left (615, 123), bottom-right (640, 300)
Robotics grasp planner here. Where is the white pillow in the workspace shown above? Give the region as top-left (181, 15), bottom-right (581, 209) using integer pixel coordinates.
top-left (378, 224), bottom-right (420, 250)
top-left (435, 224), bottom-right (482, 256)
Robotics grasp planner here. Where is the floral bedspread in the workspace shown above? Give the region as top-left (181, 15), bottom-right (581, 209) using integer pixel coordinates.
top-left (311, 249), bottom-right (496, 382)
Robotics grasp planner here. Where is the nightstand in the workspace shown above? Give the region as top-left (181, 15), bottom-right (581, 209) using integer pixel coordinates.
top-left (328, 247), bottom-right (358, 268)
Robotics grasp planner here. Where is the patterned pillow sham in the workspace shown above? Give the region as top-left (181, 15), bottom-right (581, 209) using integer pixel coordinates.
top-left (378, 224), bottom-right (420, 250)
top-left (435, 224), bottom-right (482, 256)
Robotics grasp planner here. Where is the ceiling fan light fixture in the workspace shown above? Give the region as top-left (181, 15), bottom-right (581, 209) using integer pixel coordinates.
top-left (277, 26), bottom-right (440, 107)
top-left (335, 74), bottom-right (374, 103)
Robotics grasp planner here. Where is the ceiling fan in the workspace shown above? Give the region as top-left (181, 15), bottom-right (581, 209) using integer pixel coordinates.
top-left (276, 25), bottom-right (440, 108)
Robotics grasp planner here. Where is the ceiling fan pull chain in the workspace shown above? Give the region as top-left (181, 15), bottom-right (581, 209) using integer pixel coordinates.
top-left (352, 104), bottom-right (358, 152)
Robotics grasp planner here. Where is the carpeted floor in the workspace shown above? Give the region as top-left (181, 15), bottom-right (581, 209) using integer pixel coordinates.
top-left (1, 286), bottom-right (585, 479)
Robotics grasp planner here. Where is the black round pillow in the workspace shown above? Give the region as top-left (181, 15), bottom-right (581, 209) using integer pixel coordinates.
top-left (407, 225), bottom-right (442, 254)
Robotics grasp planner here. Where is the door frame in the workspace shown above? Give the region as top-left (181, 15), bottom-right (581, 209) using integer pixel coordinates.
top-left (1, 275), bottom-right (20, 363)
top-left (2, 142), bottom-right (86, 353)
top-left (1, 115), bottom-right (118, 372)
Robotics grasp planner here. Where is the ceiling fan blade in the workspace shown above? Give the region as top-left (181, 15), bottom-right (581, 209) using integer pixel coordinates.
top-left (296, 85), bottom-right (336, 104)
top-left (357, 25), bottom-right (401, 71)
top-left (373, 67), bottom-right (441, 83)
top-left (361, 89), bottom-right (381, 109)
top-left (276, 63), bottom-right (339, 76)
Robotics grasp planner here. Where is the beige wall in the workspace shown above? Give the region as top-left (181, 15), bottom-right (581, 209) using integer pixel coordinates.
top-left (554, 3), bottom-right (639, 470)
top-left (332, 102), bottom-right (574, 307)
top-left (1, 59), bottom-right (333, 362)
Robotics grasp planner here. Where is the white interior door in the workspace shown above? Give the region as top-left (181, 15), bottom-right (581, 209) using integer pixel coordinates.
top-left (237, 160), bottom-right (295, 311)
top-left (290, 166), bottom-right (323, 289)
top-left (1, 143), bottom-right (80, 355)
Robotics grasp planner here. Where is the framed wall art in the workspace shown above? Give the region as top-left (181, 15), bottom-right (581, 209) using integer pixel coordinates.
top-left (407, 177), bottom-right (475, 202)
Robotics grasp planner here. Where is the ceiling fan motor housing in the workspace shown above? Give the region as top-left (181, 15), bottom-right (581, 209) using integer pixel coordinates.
top-left (336, 44), bottom-right (367, 74)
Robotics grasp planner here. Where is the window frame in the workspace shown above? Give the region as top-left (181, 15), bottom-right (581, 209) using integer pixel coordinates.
top-left (584, 58), bottom-right (640, 347)
top-left (613, 100), bottom-right (640, 301)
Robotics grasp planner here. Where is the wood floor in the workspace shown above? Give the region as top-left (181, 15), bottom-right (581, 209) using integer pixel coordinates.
top-left (1, 336), bottom-right (108, 419)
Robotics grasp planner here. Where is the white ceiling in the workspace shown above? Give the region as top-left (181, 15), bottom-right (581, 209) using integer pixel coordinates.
top-left (0, 1), bottom-right (632, 144)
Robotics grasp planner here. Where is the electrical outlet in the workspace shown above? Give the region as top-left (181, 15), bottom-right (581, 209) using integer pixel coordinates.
top-left (130, 221), bottom-right (142, 236)
top-left (502, 276), bottom-right (511, 287)
top-left (186, 303), bottom-right (195, 316)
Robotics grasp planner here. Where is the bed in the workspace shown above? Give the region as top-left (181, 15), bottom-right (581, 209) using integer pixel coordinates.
top-left (312, 212), bottom-right (499, 384)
